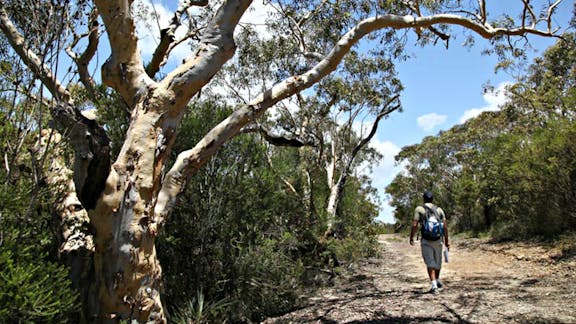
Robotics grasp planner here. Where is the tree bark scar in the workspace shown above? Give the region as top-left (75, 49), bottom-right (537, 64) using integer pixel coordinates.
top-left (205, 138), bottom-right (216, 151)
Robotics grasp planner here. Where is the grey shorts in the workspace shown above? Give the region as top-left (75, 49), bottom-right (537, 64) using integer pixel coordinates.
top-left (421, 238), bottom-right (443, 269)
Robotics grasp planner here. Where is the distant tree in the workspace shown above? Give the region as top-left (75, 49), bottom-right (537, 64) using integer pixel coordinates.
top-left (0, 0), bottom-right (566, 321)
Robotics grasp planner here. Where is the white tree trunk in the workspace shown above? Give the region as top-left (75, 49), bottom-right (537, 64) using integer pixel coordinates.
top-left (35, 129), bottom-right (96, 316)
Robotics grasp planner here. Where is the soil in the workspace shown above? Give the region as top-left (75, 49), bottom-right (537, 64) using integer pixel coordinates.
top-left (262, 234), bottom-right (576, 323)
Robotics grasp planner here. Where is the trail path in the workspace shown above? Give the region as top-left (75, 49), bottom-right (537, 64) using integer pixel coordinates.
top-left (263, 234), bottom-right (576, 323)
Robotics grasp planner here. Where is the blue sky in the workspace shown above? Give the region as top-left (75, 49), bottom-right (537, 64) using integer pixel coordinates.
top-left (115, 1), bottom-right (573, 223)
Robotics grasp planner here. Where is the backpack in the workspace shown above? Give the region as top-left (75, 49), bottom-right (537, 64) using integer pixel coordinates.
top-left (420, 205), bottom-right (444, 241)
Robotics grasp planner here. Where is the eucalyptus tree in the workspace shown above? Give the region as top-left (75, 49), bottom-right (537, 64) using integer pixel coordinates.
top-left (0, 0), bottom-right (567, 321)
top-left (230, 47), bottom-right (402, 236)
top-left (311, 55), bottom-right (401, 236)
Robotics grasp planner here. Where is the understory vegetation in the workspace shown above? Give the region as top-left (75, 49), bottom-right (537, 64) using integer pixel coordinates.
top-left (156, 101), bottom-right (381, 322)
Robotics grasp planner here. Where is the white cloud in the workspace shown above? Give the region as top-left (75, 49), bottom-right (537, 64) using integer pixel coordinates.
top-left (459, 81), bottom-right (511, 123)
top-left (363, 139), bottom-right (404, 223)
top-left (239, 1), bottom-right (272, 37)
top-left (417, 113), bottom-right (447, 132)
top-left (133, 0), bottom-right (190, 65)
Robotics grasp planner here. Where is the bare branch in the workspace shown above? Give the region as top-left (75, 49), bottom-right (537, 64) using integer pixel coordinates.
top-left (350, 95), bottom-right (401, 162)
top-left (77, 10), bottom-right (100, 90)
top-left (414, 0), bottom-right (422, 16)
top-left (521, 0), bottom-right (537, 28)
top-left (146, 0), bottom-right (208, 77)
top-left (161, 0), bottom-right (253, 109)
top-left (429, 26), bottom-right (450, 48)
top-left (242, 125), bottom-right (315, 147)
top-left (0, 5), bottom-right (71, 103)
top-left (478, 0), bottom-right (486, 24)
top-left (547, 0), bottom-right (562, 32)
top-left (155, 8), bottom-right (562, 221)
top-left (65, 8), bottom-right (101, 102)
top-left (303, 51), bottom-right (325, 61)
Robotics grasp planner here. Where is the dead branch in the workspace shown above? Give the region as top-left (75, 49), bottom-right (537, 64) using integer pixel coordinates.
top-left (146, 0), bottom-right (208, 77)
top-left (66, 8), bottom-right (101, 102)
top-left (242, 125), bottom-right (315, 147)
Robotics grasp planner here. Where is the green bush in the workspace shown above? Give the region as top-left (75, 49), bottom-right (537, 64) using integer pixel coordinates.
top-left (231, 237), bottom-right (305, 322)
top-left (0, 248), bottom-right (80, 323)
top-left (171, 290), bottom-right (231, 324)
top-left (327, 234), bottom-right (379, 266)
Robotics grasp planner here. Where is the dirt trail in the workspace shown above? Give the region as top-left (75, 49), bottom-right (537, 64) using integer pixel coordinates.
top-left (263, 234), bottom-right (576, 323)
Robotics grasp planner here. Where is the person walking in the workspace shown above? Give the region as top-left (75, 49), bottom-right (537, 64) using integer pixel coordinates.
top-left (410, 190), bottom-right (450, 294)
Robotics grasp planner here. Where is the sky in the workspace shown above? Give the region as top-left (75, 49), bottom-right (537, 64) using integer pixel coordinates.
top-left (125, 0), bottom-right (573, 224)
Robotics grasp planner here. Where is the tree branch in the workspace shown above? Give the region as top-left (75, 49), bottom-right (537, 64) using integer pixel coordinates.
top-left (350, 95), bottom-right (401, 162)
top-left (0, 5), bottom-right (71, 103)
top-left (66, 8), bottom-right (101, 102)
top-left (50, 103), bottom-right (111, 210)
top-left (161, 0), bottom-right (253, 109)
top-left (478, 0), bottom-right (486, 24)
top-left (146, 0), bottom-right (209, 78)
top-left (0, 4), bottom-right (112, 209)
top-left (154, 7), bottom-right (561, 223)
top-left (95, 0), bottom-right (154, 106)
top-left (547, 0), bottom-right (562, 32)
top-left (242, 125), bottom-right (315, 147)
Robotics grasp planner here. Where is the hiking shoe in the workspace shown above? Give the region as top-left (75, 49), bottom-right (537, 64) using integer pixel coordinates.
top-left (437, 280), bottom-right (443, 289)
top-left (430, 287), bottom-right (439, 294)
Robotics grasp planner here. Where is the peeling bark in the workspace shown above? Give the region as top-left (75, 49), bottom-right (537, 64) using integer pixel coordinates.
top-left (34, 129), bottom-right (96, 319)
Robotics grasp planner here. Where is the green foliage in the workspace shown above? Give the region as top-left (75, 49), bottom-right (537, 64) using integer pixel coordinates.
top-left (0, 91), bottom-right (80, 322)
top-left (371, 222), bottom-right (397, 235)
top-left (157, 101), bottom-right (305, 321)
top-left (0, 249), bottom-right (79, 323)
top-left (158, 97), bottom-right (380, 321)
top-left (327, 235), bottom-right (379, 266)
top-left (231, 237), bottom-right (304, 320)
top-left (171, 290), bottom-right (232, 324)
top-left (0, 167), bottom-right (80, 322)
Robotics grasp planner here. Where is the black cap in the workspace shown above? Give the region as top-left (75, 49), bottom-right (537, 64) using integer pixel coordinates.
top-left (423, 190), bottom-right (433, 201)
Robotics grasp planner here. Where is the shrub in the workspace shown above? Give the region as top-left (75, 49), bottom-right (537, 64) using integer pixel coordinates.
top-left (0, 248), bottom-right (80, 323)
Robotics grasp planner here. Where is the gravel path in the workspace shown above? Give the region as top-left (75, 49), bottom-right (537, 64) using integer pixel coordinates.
top-left (263, 234), bottom-right (576, 323)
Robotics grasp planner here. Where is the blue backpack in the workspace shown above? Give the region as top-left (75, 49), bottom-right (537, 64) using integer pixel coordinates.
top-left (420, 205), bottom-right (444, 241)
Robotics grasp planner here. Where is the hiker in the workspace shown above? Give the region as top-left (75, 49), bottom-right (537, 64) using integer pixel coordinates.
top-left (409, 190), bottom-right (450, 294)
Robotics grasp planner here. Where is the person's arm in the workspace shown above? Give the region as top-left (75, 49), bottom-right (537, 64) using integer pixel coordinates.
top-left (409, 219), bottom-right (418, 245)
top-left (443, 219), bottom-right (450, 249)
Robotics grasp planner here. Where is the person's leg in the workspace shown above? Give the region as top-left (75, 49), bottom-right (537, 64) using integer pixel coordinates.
top-left (422, 240), bottom-right (439, 292)
top-left (427, 267), bottom-right (437, 281)
top-left (435, 268), bottom-right (443, 288)
top-left (428, 268), bottom-right (439, 293)
top-left (435, 245), bottom-right (443, 288)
